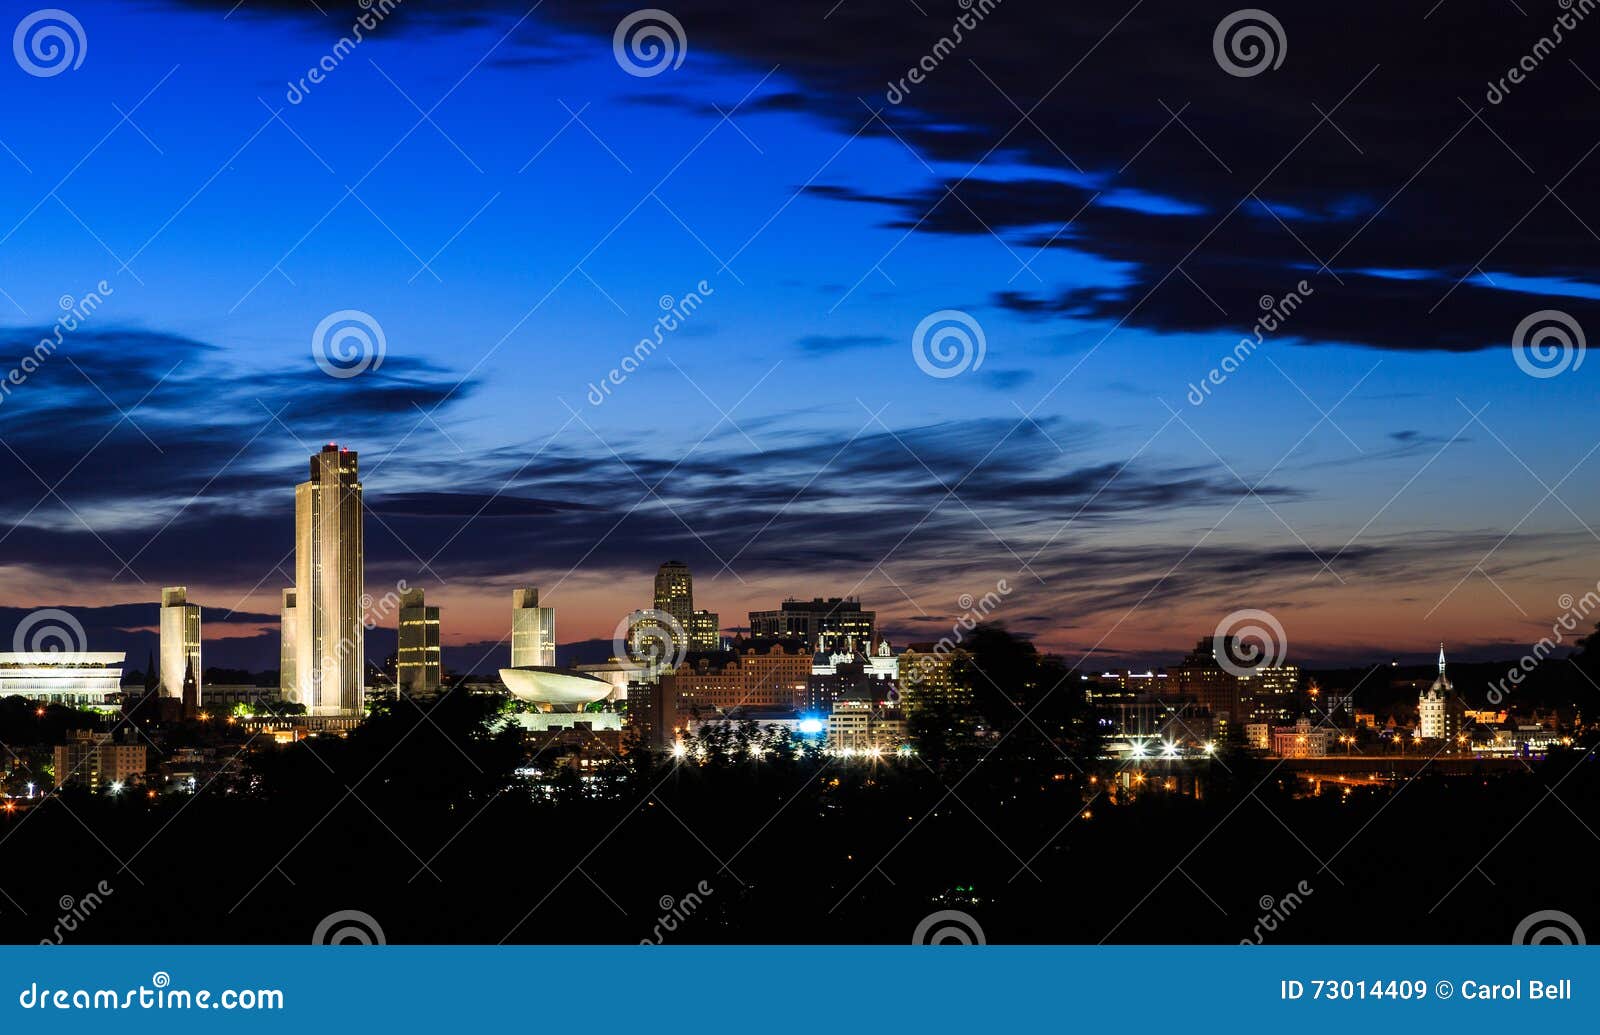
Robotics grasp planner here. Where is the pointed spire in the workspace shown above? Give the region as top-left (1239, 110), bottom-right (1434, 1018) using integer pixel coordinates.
top-left (1438, 642), bottom-right (1447, 674)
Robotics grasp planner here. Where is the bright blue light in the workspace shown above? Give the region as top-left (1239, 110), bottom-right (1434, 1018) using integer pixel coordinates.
top-left (797, 717), bottom-right (825, 735)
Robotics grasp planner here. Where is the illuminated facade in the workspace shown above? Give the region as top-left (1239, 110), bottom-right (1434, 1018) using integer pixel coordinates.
top-left (895, 647), bottom-right (969, 716)
top-left (0, 652), bottom-right (124, 705)
top-left (653, 561), bottom-right (694, 651)
top-left (659, 643), bottom-right (812, 714)
top-left (1272, 717), bottom-right (1329, 758)
top-left (689, 609), bottom-right (720, 652)
top-left (53, 731), bottom-right (146, 790)
top-left (397, 587), bottom-right (441, 696)
top-left (510, 587), bottom-right (555, 668)
top-left (826, 699), bottom-right (909, 753)
top-left (1238, 664), bottom-right (1301, 724)
top-left (287, 444), bottom-right (365, 716)
top-left (1419, 644), bottom-right (1463, 741)
top-left (159, 586), bottom-right (201, 703)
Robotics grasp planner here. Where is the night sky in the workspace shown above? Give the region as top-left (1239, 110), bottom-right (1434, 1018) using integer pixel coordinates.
top-left (0, 0), bottom-right (1595, 672)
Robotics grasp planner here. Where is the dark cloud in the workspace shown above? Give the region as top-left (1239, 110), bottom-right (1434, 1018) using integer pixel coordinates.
top-left (174, 0), bottom-right (1600, 352)
top-left (0, 325), bottom-right (475, 586)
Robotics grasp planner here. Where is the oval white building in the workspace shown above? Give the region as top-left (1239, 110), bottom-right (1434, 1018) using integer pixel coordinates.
top-left (498, 666), bottom-right (614, 710)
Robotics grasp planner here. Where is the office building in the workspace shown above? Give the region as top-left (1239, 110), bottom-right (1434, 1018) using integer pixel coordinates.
top-left (511, 587), bottom-right (555, 668)
top-left (159, 586), bottom-right (201, 704)
top-left (749, 597), bottom-right (876, 652)
top-left (827, 699), bottom-right (909, 754)
top-left (286, 444), bottom-right (365, 716)
top-left (653, 561), bottom-right (694, 650)
top-left (1238, 664), bottom-right (1301, 725)
top-left (895, 647), bottom-right (968, 716)
top-left (689, 609), bottom-right (720, 652)
top-left (1171, 638), bottom-right (1243, 725)
top-left (397, 587), bottom-right (441, 696)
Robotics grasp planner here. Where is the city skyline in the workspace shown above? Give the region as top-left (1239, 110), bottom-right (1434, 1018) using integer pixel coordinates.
top-left (0, 1), bottom-right (1596, 678)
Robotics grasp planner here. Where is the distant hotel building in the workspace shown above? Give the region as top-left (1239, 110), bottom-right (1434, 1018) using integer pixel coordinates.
top-left (396, 587), bottom-right (441, 696)
top-left (749, 597), bottom-right (876, 652)
top-left (283, 444), bottom-right (365, 716)
top-left (642, 641), bottom-right (812, 748)
top-left (54, 730), bottom-right (146, 790)
top-left (159, 586), bottom-right (201, 704)
top-left (510, 588), bottom-right (555, 668)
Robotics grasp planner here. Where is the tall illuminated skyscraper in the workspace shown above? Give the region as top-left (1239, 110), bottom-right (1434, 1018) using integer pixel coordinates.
top-left (653, 561), bottom-right (693, 650)
top-left (159, 586), bottom-right (201, 702)
top-left (289, 444), bottom-right (365, 716)
top-left (511, 587), bottom-right (555, 668)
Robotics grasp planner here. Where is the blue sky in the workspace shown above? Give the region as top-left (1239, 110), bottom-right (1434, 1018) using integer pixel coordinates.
top-left (0, 1), bottom-right (1595, 671)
